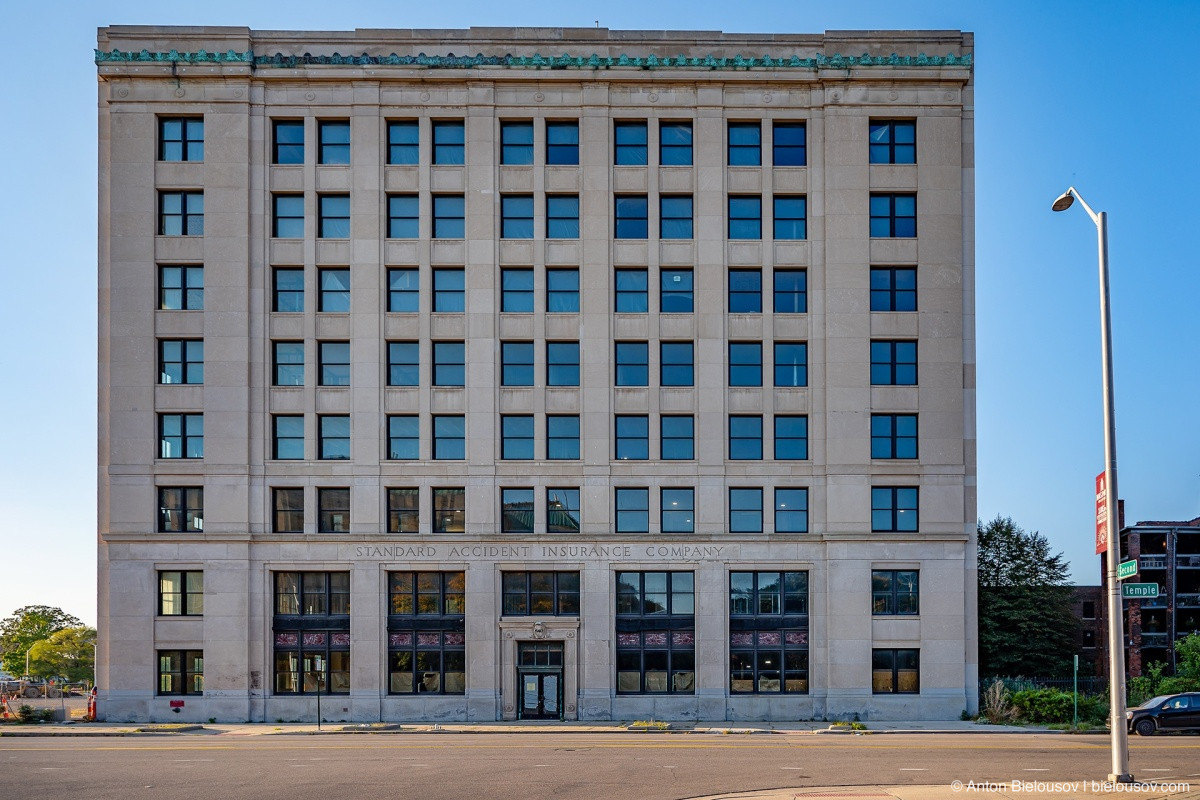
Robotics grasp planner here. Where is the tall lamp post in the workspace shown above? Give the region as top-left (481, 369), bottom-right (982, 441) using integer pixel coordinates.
top-left (1052, 187), bottom-right (1132, 783)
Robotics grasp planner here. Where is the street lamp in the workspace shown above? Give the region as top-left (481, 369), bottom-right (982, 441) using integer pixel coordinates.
top-left (1052, 186), bottom-right (1132, 783)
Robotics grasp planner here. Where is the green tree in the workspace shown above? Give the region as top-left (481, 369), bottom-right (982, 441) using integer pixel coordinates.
top-left (0, 606), bottom-right (84, 676)
top-left (27, 626), bottom-right (97, 682)
top-left (978, 516), bottom-right (1077, 677)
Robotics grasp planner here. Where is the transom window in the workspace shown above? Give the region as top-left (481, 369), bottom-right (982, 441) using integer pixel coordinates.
top-left (503, 572), bottom-right (580, 615)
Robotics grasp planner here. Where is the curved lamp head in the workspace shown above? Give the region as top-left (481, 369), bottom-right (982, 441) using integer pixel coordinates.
top-left (1051, 191), bottom-right (1075, 212)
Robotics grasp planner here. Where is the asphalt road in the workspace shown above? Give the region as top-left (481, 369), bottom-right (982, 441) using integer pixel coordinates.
top-left (4, 732), bottom-right (1199, 800)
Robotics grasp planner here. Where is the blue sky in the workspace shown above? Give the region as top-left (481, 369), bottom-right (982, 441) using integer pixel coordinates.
top-left (2, 0), bottom-right (1197, 627)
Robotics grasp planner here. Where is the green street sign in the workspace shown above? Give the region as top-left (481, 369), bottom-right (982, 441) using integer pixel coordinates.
top-left (1122, 583), bottom-right (1159, 599)
top-left (1117, 560), bottom-right (1138, 580)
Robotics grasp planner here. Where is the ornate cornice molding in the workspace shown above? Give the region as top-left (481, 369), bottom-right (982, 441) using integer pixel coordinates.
top-left (95, 49), bottom-right (972, 71)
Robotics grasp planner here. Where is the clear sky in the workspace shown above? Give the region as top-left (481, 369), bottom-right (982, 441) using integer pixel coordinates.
top-left (2, 0), bottom-right (1197, 628)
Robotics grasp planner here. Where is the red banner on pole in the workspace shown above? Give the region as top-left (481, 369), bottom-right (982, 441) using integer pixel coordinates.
top-left (1095, 471), bottom-right (1109, 554)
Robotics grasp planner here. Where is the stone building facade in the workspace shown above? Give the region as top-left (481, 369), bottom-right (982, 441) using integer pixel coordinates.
top-left (96, 26), bottom-right (976, 722)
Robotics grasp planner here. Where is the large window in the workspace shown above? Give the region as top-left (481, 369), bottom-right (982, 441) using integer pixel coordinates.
top-left (503, 572), bottom-right (580, 615)
top-left (159, 117), bottom-right (203, 161)
top-left (660, 341), bottom-right (694, 386)
top-left (774, 269), bottom-right (807, 313)
top-left (386, 120), bottom-right (418, 165)
top-left (432, 341), bottom-right (465, 386)
top-left (872, 487), bottom-right (919, 532)
top-left (387, 572), bottom-right (465, 695)
top-left (615, 488), bottom-right (649, 533)
top-left (432, 416), bottom-right (465, 460)
top-left (387, 415), bottom-right (419, 460)
top-left (273, 488), bottom-right (304, 533)
top-left (387, 341), bottom-right (419, 387)
top-left (432, 487), bottom-right (465, 531)
top-left (773, 196), bottom-right (807, 240)
top-left (547, 195), bottom-right (580, 239)
top-left (501, 120), bottom-right (534, 165)
top-left (273, 120), bottom-right (304, 164)
top-left (501, 488), bottom-right (534, 533)
top-left (872, 570), bottom-right (919, 615)
top-left (158, 650), bottom-right (204, 696)
top-left (273, 268), bottom-right (304, 312)
top-left (616, 572), bottom-right (695, 694)
top-left (870, 340), bottom-right (918, 385)
top-left (729, 488), bottom-right (763, 533)
top-left (870, 193), bottom-right (917, 238)
top-left (729, 342), bottom-right (762, 387)
top-left (661, 488), bottom-right (694, 533)
top-left (729, 571), bottom-right (808, 694)
top-left (273, 341), bottom-right (304, 386)
top-left (159, 191), bottom-right (203, 236)
top-left (432, 120), bottom-right (464, 165)
top-left (501, 415), bottom-right (534, 460)
top-left (432, 195), bottom-right (465, 238)
top-left (614, 121), bottom-right (647, 166)
top-left (501, 341), bottom-right (534, 386)
top-left (158, 488), bottom-right (203, 533)
top-left (774, 415), bottom-right (809, 460)
top-left (615, 415), bottom-right (649, 461)
top-left (615, 195), bottom-right (648, 239)
top-left (660, 268), bottom-right (693, 313)
top-left (546, 415), bottom-right (580, 460)
top-left (869, 120), bottom-right (916, 164)
top-left (772, 121), bottom-right (806, 166)
top-left (661, 415), bottom-right (694, 460)
top-left (729, 415), bottom-right (763, 461)
top-left (660, 196), bottom-right (693, 239)
top-left (774, 488), bottom-right (809, 533)
top-left (317, 194), bottom-right (350, 238)
top-left (728, 121), bottom-right (761, 166)
top-left (872, 414), bottom-right (918, 459)
top-left (273, 572), bottom-right (350, 695)
top-left (615, 269), bottom-right (648, 313)
top-left (728, 196), bottom-right (761, 239)
top-left (501, 268), bottom-right (534, 312)
top-left (660, 121), bottom-right (693, 166)
top-left (257, 195), bottom-right (296, 245)
top-left (159, 571), bottom-right (203, 616)
top-left (774, 342), bottom-right (808, 387)
top-left (317, 120), bottom-right (350, 164)
top-left (159, 339), bottom-right (203, 385)
top-left (387, 194), bottom-right (419, 238)
top-left (318, 341), bottom-right (350, 386)
top-left (159, 414), bottom-right (203, 459)
top-left (728, 269), bottom-right (762, 312)
top-left (388, 267), bottom-right (419, 313)
top-left (318, 268), bottom-right (350, 312)
top-left (546, 488), bottom-right (581, 533)
top-left (546, 268), bottom-right (580, 312)
top-left (273, 415), bottom-right (304, 460)
top-left (546, 341), bottom-right (579, 386)
top-left (546, 121), bottom-right (579, 165)
top-left (159, 265), bottom-right (204, 310)
top-left (870, 267), bottom-right (917, 312)
top-left (387, 487), bottom-right (419, 533)
top-left (501, 195), bottom-right (534, 239)
top-left (872, 648), bottom-right (919, 693)
top-left (317, 487), bottom-right (350, 532)
top-left (615, 341), bottom-right (649, 386)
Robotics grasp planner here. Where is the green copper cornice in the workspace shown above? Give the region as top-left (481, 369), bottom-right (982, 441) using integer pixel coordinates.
top-left (95, 49), bottom-right (972, 71)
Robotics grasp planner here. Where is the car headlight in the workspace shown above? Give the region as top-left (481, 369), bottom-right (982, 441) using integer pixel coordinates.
top-left (1125, 711), bottom-right (1133, 720)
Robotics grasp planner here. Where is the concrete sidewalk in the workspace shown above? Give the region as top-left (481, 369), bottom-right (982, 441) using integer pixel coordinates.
top-left (692, 783), bottom-right (1200, 800)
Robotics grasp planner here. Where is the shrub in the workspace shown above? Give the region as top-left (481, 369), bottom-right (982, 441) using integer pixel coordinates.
top-left (980, 679), bottom-right (1018, 724)
top-left (16, 705), bottom-right (36, 723)
top-left (1011, 688), bottom-right (1074, 723)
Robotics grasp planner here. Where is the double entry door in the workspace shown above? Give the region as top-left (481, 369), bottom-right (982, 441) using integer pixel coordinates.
top-left (518, 642), bottom-right (563, 720)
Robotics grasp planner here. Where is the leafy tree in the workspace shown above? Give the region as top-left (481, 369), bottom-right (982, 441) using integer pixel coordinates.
top-left (27, 627), bottom-right (97, 683)
top-left (978, 516), bottom-right (1077, 677)
top-left (0, 606), bottom-right (84, 676)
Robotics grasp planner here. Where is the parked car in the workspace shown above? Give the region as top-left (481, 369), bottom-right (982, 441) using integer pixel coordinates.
top-left (1127, 692), bottom-right (1200, 736)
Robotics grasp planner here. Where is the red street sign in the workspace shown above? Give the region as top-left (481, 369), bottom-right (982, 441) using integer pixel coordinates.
top-left (1095, 471), bottom-right (1109, 554)
top-left (169, 700), bottom-right (185, 708)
